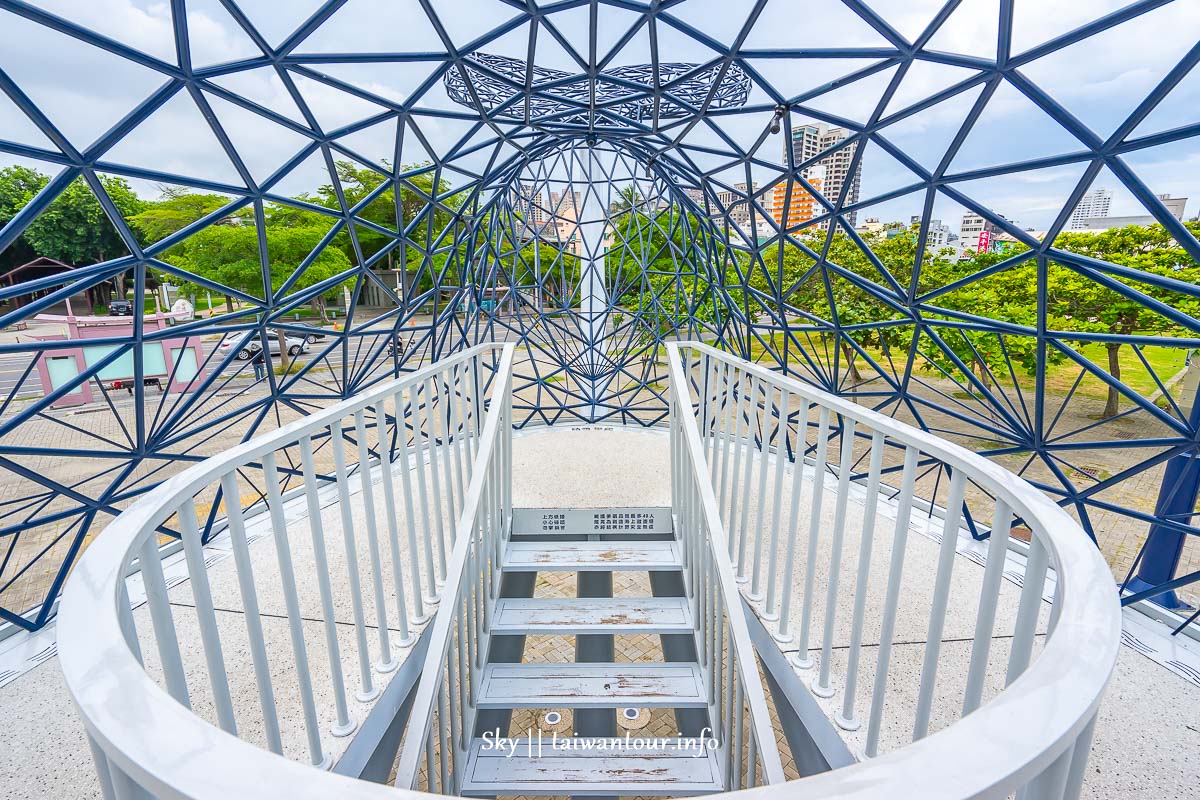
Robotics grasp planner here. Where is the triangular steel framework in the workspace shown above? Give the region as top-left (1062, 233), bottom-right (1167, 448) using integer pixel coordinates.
top-left (1, 0), bottom-right (1199, 629)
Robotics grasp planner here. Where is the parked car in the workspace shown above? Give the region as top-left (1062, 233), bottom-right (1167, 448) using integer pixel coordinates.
top-left (289, 321), bottom-right (328, 345)
top-left (108, 299), bottom-right (134, 316)
top-left (217, 333), bottom-right (308, 361)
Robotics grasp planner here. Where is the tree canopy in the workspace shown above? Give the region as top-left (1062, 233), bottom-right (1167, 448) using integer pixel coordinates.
top-left (0, 166), bottom-right (143, 274)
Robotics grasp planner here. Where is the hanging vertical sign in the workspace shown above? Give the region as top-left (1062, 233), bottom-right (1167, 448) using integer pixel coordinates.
top-left (976, 230), bottom-right (991, 252)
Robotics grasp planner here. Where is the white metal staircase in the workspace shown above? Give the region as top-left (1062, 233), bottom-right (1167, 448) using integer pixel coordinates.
top-left (58, 341), bottom-right (1121, 800)
top-left (451, 508), bottom-right (723, 796)
top-left (395, 478), bottom-right (785, 795)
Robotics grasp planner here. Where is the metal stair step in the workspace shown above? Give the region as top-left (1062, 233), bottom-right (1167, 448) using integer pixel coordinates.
top-left (476, 662), bottom-right (708, 708)
top-left (490, 597), bottom-right (693, 634)
top-left (460, 737), bottom-right (722, 797)
top-left (502, 540), bottom-right (682, 571)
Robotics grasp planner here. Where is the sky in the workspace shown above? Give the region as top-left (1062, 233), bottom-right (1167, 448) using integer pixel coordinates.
top-left (0, 0), bottom-right (1198, 238)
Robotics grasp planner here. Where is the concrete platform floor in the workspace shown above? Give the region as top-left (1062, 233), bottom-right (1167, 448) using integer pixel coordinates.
top-left (0, 425), bottom-right (1197, 798)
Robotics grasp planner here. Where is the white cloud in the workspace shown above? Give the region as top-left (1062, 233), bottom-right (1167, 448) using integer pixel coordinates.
top-left (0, 0), bottom-right (1196, 236)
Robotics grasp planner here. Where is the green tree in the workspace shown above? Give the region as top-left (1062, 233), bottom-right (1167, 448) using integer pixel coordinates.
top-left (606, 206), bottom-right (739, 328)
top-left (23, 175), bottom-right (143, 264)
top-left (130, 188), bottom-right (236, 244)
top-left (0, 165), bottom-right (49, 272)
top-left (1052, 222), bottom-right (1200, 417)
top-left (22, 174), bottom-right (144, 296)
top-left (304, 160), bottom-right (460, 278)
top-left (183, 222), bottom-right (352, 368)
top-left (0, 167), bottom-right (145, 298)
top-left (761, 226), bottom-right (944, 384)
top-left (131, 189), bottom-right (243, 313)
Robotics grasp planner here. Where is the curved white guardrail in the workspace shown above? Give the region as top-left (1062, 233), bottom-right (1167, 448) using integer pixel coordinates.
top-left (60, 343), bottom-right (511, 799)
top-left (59, 340), bottom-right (1119, 800)
top-left (670, 341), bottom-right (1120, 800)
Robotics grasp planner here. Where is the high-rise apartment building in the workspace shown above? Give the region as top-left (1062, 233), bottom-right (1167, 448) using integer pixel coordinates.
top-left (1068, 188), bottom-right (1112, 229)
top-left (785, 123), bottom-right (861, 228)
top-left (770, 166), bottom-right (826, 230)
top-left (1071, 193), bottom-right (1188, 231)
top-left (519, 183), bottom-right (549, 223)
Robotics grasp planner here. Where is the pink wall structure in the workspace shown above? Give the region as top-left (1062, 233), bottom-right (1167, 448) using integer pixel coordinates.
top-left (29, 311), bottom-right (208, 408)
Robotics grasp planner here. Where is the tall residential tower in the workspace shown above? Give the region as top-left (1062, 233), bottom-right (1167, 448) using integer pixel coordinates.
top-left (780, 122), bottom-right (862, 229)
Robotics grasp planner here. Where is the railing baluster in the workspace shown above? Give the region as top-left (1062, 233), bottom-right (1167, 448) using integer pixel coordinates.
top-left (424, 718), bottom-right (436, 791)
top-left (776, 397), bottom-right (810, 643)
top-left (1019, 738), bottom-right (1075, 800)
top-left (1063, 712), bottom-right (1099, 800)
top-left (717, 362), bottom-right (738, 515)
top-left (912, 467), bottom-right (968, 741)
top-left (455, 589), bottom-right (469, 750)
top-left (748, 381), bottom-right (776, 601)
top-left (813, 418), bottom-right (858, 697)
top-left (726, 370), bottom-right (749, 554)
top-left (444, 677), bottom-right (455, 790)
top-left (763, 386), bottom-right (789, 618)
top-left (747, 719), bottom-right (758, 788)
top-left (117, 582), bottom-right (142, 665)
top-left (795, 406), bottom-right (831, 669)
top-left (394, 389), bottom-right (430, 622)
top-left (732, 674), bottom-right (744, 790)
top-left (702, 355), bottom-right (716, 470)
top-left (865, 444), bottom-right (919, 757)
top-left (449, 362), bottom-right (468, 511)
top-left (330, 420), bottom-right (378, 703)
top-left (735, 374), bottom-right (761, 579)
top-left (86, 733), bottom-right (117, 800)
top-left (438, 371), bottom-right (460, 539)
top-left (424, 376), bottom-right (449, 579)
top-left (219, 472), bottom-right (282, 749)
top-left (108, 763), bottom-right (152, 800)
top-left (963, 499), bottom-right (1013, 715)
top-left (410, 383), bottom-right (439, 602)
top-left (138, 531), bottom-right (190, 707)
top-left (263, 450), bottom-right (329, 767)
top-left (354, 409), bottom-right (396, 672)
top-left (456, 361), bottom-right (471, 464)
top-left (1007, 534), bottom-right (1050, 685)
top-left (838, 430), bottom-right (886, 730)
top-left (298, 435), bottom-right (356, 736)
top-left (376, 399), bottom-right (413, 647)
top-left (176, 496), bottom-right (235, 734)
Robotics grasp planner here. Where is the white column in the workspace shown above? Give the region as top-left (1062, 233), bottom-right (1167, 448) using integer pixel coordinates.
top-left (578, 150), bottom-right (610, 419)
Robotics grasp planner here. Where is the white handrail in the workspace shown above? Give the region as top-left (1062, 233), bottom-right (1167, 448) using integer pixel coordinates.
top-left (59, 344), bottom-right (507, 800)
top-left (58, 340), bottom-right (1119, 800)
top-left (667, 343), bottom-right (787, 787)
top-left (393, 343), bottom-right (515, 790)
top-left (672, 341), bottom-right (1121, 800)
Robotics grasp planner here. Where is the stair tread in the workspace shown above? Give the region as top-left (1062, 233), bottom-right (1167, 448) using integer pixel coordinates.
top-left (491, 597), bottom-right (693, 633)
top-left (461, 737), bottom-right (722, 796)
top-left (477, 662), bottom-right (708, 708)
top-left (502, 540), bottom-right (682, 571)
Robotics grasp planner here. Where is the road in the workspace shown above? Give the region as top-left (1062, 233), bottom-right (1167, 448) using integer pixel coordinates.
top-left (0, 313), bottom-right (616, 407)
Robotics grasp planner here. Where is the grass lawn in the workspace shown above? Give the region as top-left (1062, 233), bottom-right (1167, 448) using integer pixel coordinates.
top-left (741, 330), bottom-right (1191, 402)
